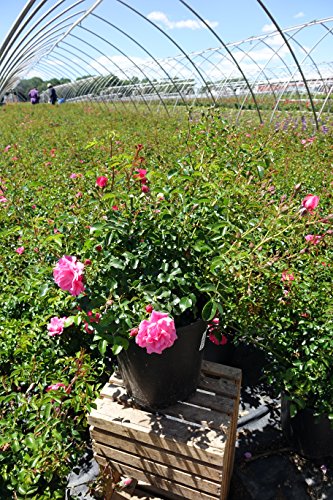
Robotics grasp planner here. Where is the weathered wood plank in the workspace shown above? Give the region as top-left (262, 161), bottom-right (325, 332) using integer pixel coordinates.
top-left (218, 375), bottom-right (241, 500)
top-left (101, 382), bottom-right (236, 420)
top-left (201, 360), bottom-right (242, 382)
top-left (93, 442), bottom-right (221, 495)
top-left (89, 399), bottom-right (227, 456)
top-left (91, 427), bottom-right (222, 481)
top-left (198, 374), bottom-right (239, 399)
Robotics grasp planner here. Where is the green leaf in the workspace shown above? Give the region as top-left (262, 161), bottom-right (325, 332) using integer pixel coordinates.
top-left (25, 435), bottom-right (38, 450)
top-left (64, 316), bottom-right (75, 328)
top-left (196, 283), bottom-right (216, 293)
top-left (202, 299), bottom-right (218, 322)
top-left (113, 336), bottom-right (129, 350)
top-left (39, 284), bottom-right (49, 297)
top-left (112, 344), bottom-right (123, 355)
top-left (98, 339), bottom-right (108, 355)
top-left (257, 165), bottom-right (265, 180)
top-left (179, 296), bottom-right (193, 313)
top-left (44, 233), bottom-right (63, 247)
top-left (89, 223), bottom-right (105, 233)
top-left (108, 257), bottom-right (125, 269)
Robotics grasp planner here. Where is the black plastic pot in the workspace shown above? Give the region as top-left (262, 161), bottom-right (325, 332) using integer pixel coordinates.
top-left (118, 319), bottom-right (206, 411)
top-left (203, 337), bottom-right (235, 364)
top-left (281, 396), bottom-right (333, 459)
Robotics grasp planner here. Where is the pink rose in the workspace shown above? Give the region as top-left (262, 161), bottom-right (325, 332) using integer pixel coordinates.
top-left (134, 169), bottom-right (147, 182)
top-left (305, 234), bottom-right (322, 245)
top-left (53, 255), bottom-right (85, 296)
top-left (221, 335), bottom-right (228, 345)
top-left (130, 328), bottom-right (138, 337)
top-left (15, 246), bottom-right (25, 254)
top-left (46, 383), bottom-right (67, 392)
top-left (208, 332), bottom-right (220, 345)
top-left (141, 184), bottom-right (149, 193)
top-left (47, 316), bottom-right (67, 337)
top-left (208, 332), bottom-right (228, 346)
top-left (0, 196), bottom-right (8, 203)
top-left (96, 176), bottom-right (108, 188)
top-left (136, 310), bottom-right (177, 354)
top-left (4, 145), bottom-right (11, 152)
top-left (70, 173), bottom-right (77, 179)
top-left (281, 271), bottom-right (295, 282)
top-left (302, 194), bottom-right (319, 212)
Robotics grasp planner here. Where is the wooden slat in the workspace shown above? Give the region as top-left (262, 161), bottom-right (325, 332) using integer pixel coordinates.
top-left (89, 399), bottom-right (227, 459)
top-left (91, 428), bottom-right (222, 481)
top-left (93, 442), bottom-right (221, 496)
top-left (100, 384), bottom-right (232, 431)
top-left (101, 383), bottom-right (235, 417)
top-left (186, 390), bottom-right (235, 415)
top-left (218, 374), bottom-right (241, 500)
top-left (198, 374), bottom-right (239, 399)
top-left (201, 360), bottom-right (242, 382)
top-left (96, 455), bottom-right (220, 500)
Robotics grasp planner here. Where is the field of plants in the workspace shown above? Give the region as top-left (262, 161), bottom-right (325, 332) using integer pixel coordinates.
top-left (1, 101), bottom-right (333, 498)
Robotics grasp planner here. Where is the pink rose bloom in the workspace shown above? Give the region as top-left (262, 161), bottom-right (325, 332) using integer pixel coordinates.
top-left (53, 255), bottom-right (85, 296)
top-left (46, 383), bottom-right (67, 392)
top-left (70, 173), bottom-right (77, 179)
top-left (136, 310), bottom-right (177, 354)
top-left (221, 335), bottom-right (228, 345)
top-left (130, 328), bottom-right (138, 337)
top-left (281, 271), bottom-right (295, 282)
top-left (134, 169), bottom-right (147, 182)
top-left (208, 332), bottom-right (228, 345)
top-left (4, 145), bottom-right (11, 152)
top-left (208, 332), bottom-right (220, 345)
top-left (96, 176), bottom-right (108, 188)
top-left (0, 196), bottom-right (8, 203)
top-left (302, 194), bottom-right (319, 212)
top-left (141, 184), bottom-right (149, 193)
top-left (47, 316), bottom-right (67, 337)
top-left (15, 246), bottom-right (25, 254)
top-left (305, 234), bottom-right (322, 245)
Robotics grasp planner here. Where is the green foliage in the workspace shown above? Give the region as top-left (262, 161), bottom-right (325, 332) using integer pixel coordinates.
top-left (1, 102), bottom-right (333, 496)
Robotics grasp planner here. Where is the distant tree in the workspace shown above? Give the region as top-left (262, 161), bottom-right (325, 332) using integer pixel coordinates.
top-left (76, 75), bottom-right (94, 81)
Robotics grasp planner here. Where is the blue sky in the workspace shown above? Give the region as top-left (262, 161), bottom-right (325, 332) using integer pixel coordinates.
top-left (0, 1), bottom-right (332, 82)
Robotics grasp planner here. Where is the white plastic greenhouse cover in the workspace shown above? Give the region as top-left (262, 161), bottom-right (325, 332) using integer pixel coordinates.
top-left (0, 0), bottom-right (332, 128)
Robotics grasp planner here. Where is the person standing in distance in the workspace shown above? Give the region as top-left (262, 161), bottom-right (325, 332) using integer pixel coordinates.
top-left (47, 83), bottom-right (58, 105)
top-left (28, 87), bottom-right (40, 104)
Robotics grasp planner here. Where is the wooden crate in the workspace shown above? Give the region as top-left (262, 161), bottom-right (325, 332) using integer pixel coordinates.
top-left (88, 360), bottom-right (241, 500)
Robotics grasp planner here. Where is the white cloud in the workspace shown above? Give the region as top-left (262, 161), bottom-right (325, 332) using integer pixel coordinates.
top-left (147, 11), bottom-right (218, 30)
top-left (294, 12), bottom-right (305, 19)
top-left (262, 23), bottom-right (275, 33)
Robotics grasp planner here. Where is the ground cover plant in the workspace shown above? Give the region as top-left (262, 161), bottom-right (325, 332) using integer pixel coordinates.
top-left (1, 102), bottom-right (333, 498)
